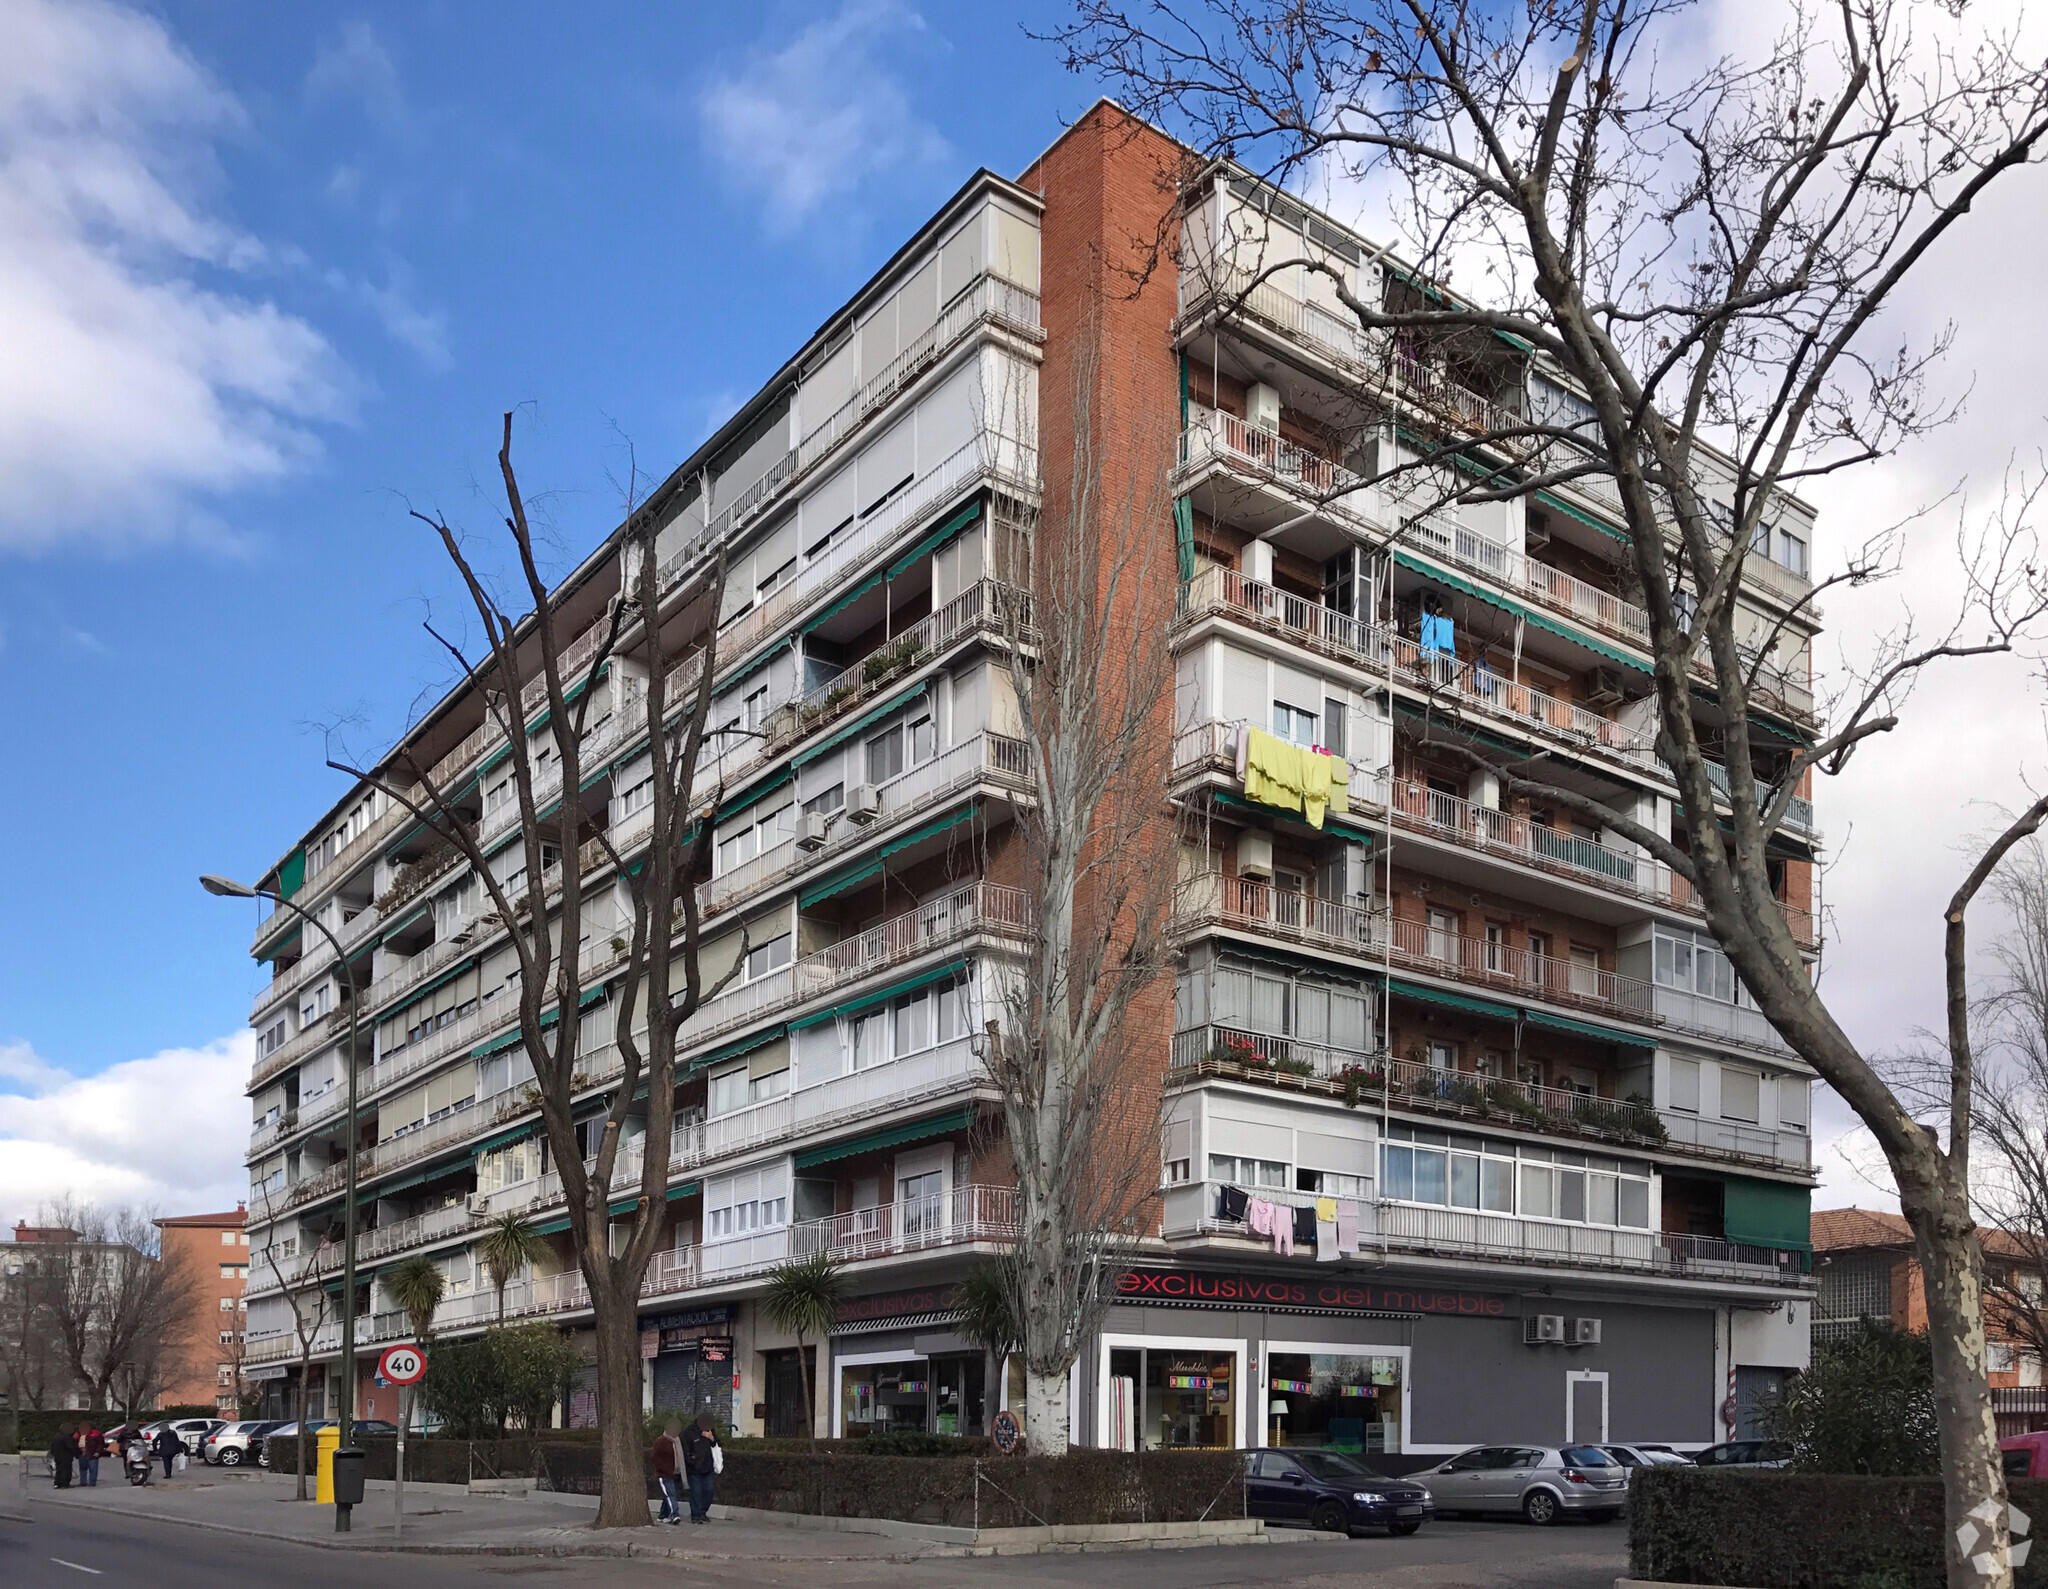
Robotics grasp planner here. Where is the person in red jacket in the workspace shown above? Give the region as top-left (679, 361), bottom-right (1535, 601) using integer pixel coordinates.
top-left (652, 1418), bottom-right (683, 1525)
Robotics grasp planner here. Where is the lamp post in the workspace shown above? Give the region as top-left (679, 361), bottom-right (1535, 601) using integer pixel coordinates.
top-left (202, 873), bottom-right (362, 1532)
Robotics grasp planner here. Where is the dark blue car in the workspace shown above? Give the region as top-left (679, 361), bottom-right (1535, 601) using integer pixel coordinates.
top-left (1246, 1448), bottom-right (1436, 1536)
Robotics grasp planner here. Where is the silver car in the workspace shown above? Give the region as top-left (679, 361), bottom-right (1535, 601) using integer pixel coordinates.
top-left (1415, 1444), bottom-right (1630, 1524)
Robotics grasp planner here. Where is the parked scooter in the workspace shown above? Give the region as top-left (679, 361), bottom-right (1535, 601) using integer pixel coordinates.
top-left (124, 1441), bottom-right (153, 1486)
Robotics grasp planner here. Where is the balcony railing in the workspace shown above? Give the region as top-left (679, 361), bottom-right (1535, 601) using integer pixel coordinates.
top-left (797, 579), bottom-right (1032, 731)
top-left (1652, 984), bottom-right (1792, 1057)
top-left (1372, 1201), bottom-right (1809, 1284)
top-left (1180, 871), bottom-right (1381, 960)
top-left (704, 1184), bottom-right (1019, 1281)
top-left (1703, 758), bottom-right (1816, 835)
top-left (1170, 719), bottom-right (1387, 810)
top-left (702, 731), bottom-right (1033, 917)
top-left (1656, 1108), bottom-right (1810, 1170)
top-left (1392, 776), bottom-right (1677, 901)
top-left (793, 881), bottom-right (1032, 1001)
top-left (1383, 914), bottom-right (1658, 1020)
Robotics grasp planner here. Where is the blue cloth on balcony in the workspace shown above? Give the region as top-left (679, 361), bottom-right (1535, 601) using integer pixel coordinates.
top-left (1420, 614), bottom-right (1456, 654)
top-left (1217, 1185), bottom-right (1250, 1223)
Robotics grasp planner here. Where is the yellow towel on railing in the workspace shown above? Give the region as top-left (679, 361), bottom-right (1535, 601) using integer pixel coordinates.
top-left (1327, 754), bottom-right (1349, 817)
top-left (1314, 1197), bottom-right (1337, 1223)
top-left (1243, 727), bottom-right (1338, 829)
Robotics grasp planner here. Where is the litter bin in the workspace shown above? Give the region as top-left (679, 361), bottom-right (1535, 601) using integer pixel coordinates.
top-left (315, 1425), bottom-right (340, 1504)
top-left (330, 1447), bottom-right (366, 1508)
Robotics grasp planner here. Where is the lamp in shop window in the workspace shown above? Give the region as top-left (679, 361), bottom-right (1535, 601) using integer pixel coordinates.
top-left (1269, 1397), bottom-right (1289, 1446)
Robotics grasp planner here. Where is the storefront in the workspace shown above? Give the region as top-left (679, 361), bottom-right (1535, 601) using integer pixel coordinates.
top-left (1091, 1263), bottom-right (1723, 1454)
top-left (828, 1282), bottom-right (992, 1438)
top-left (649, 1304), bottom-right (735, 1428)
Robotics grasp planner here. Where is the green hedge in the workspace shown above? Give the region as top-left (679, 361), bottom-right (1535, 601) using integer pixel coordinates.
top-left (1629, 1470), bottom-right (2048, 1588)
top-left (9, 1410), bottom-right (214, 1454)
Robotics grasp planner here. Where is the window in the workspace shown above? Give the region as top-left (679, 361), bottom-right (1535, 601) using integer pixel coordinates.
top-left (219, 1331), bottom-right (236, 1345)
top-left (907, 713), bottom-right (935, 765)
top-left (803, 783), bottom-right (844, 817)
top-left (743, 685), bottom-right (770, 731)
top-left (1777, 529), bottom-right (1808, 577)
top-left (1991, 1343), bottom-right (2018, 1374)
top-left (257, 1020), bottom-right (287, 1058)
top-left (219, 1296), bottom-right (236, 1312)
top-left (219, 1263), bottom-right (246, 1280)
top-left (484, 769), bottom-right (516, 817)
top-left (746, 934), bottom-right (792, 981)
top-left (217, 1364), bottom-right (235, 1386)
top-left (1721, 1066), bottom-right (1762, 1123)
top-left (1483, 923), bottom-right (1506, 973)
top-left (221, 1231), bottom-right (238, 1247)
top-left (1669, 1056), bottom-right (1701, 1113)
top-left (1322, 697), bottom-right (1347, 758)
top-left (1654, 927), bottom-right (1737, 1003)
top-left (709, 1067), bottom-right (748, 1117)
top-left (867, 725), bottom-right (905, 784)
top-left (1208, 1154), bottom-right (1288, 1188)
top-left (1426, 908), bottom-right (1459, 963)
top-left (1381, 1124), bottom-right (1648, 1227)
top-left (1272, 701), bottom-right (1317, 746)
top-left (1427, 1041), bottom-right (1456, 1073)
top-left (756, 558), bottom-right (796, 603)
top-left (1164, 1155), bottom-right (1191, 1184)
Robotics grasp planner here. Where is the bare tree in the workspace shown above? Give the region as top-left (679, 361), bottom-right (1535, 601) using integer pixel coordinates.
top-left (988, 312), bottom-right (1185, 1454)
top-left (335, 413), bottom-right (739, 1526)
top-left (253, 1185), bottom-right (334, 1501)
top-left (0, 1249), bottom-right (58, 1411)
top-left (33, 1200), bottom-right (197, 1420)
top-left (1054, 2), bottom-right (2048, 1575)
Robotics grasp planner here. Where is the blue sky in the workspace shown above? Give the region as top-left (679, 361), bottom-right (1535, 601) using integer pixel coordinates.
top-left (0, 0), bottom-right (1079, 1221)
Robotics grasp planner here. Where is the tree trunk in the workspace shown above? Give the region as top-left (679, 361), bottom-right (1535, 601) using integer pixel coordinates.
top-left (295, 1360), bottom-right (310, 1502)
top-left (1903, 1174), bottom-right (2013, 1587)
top-left (589, 1289), bottom-right (649, 1528)
top-left (796, 1334), bottom-right (816, 1449)
top-left (1024, 1366), bottom-right (1068, 1455)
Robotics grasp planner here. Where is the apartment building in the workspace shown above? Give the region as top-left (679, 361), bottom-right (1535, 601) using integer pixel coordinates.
top-left (236, 102), bottom-right (1816, 1456)
top-left (154, 1209), bottom-right (249, 1414)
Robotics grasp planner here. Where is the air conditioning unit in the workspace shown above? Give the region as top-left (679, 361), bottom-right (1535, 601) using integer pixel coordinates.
top-left (796, 810), bottom-right (830, 852)
top-left (1584, 666), bottom-right (1625, 707)
top-left (1237, 829), bottom-right (1274, 880)
top-left (1569, 1316), bottom-right (1603, 1345)
top-left (1246, 381), bottom-right (1282, 434)
top-left (1524, 520), bottom-right (1552, 551)
top-left (466, 1192), bottom-right (492, 1217)
top-left (1524, 1314), bottom-right (1567, 1345)
top-left (846, 784), bottom-right (882, 825)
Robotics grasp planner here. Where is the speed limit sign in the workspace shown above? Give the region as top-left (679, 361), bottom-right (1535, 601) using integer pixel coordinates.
top-left (378, 1344), bottom-right (427, 1386)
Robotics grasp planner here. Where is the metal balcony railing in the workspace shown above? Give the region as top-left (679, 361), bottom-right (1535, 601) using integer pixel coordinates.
top-left (1383, 915), bottom-right (1657, 1020)
top-left (1180, 871), bottom-right (1382, 960)
top-left (791, 881), bottom-right (1032, 1001)
top-left (1372, 1201), bottom-right (1809, 1283)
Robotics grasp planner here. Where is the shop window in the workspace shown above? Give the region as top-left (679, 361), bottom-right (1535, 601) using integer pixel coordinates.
top-left (1108, 1345), bottom-right (1238, 1450)
top-left (1267, 1352), bottom-right (1404, 1453)
top-left (843, 1360), bottom-right (930, 1434)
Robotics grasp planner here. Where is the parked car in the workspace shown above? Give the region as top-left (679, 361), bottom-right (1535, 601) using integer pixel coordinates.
top-left (1245, 1448), bottom-right (1436, 1537)
top-left (203, 1420), bottom-right (284, 1467)
top-left (1601, 1444), bottom-right (1693, 1471)
top-left (1415, 1444), bottom-right (1630, 1524)
top-left (256, 1420), bottom-right (334, 1467)
top-left (162, 1418), bottom-right (225, 1455)
top-left (1691, 1439), bottom-right (1792, 1469)
top-left (353, 1419), bottom-right (399, 1436)
top-left (2001, 1431), bottom-right (2048, 1477)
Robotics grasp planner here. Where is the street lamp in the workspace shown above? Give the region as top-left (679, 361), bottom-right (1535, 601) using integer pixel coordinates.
top-left (202, 873), bottom-right (362, 1533)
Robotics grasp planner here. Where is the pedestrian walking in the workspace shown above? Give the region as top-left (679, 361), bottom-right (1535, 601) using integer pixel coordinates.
top-left (80, 1425), bottom-right (103, 1486)
top-left (48, 1425), bottom-right (77, 1489)
top-left (681, 1411), bottom-right (720, 1524)
top-left (153, 1422), bottom-right (183, 1480)
top-left (652, 1418), bottom-right (683, 1524)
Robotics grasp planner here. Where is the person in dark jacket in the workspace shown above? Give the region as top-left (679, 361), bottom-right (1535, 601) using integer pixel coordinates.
top-left (153, 1423), bottom-right (184, 1479)
top-left (680, 1412), bottom-right (719, 1524)
top-left (48, 1425), bottom-right (76, 1488)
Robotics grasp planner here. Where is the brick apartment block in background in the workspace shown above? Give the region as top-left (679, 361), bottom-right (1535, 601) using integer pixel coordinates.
top-left (154, 1208), bottom-right (249, 1413)
top-left (234, 102), bottom-right (1818, 1458)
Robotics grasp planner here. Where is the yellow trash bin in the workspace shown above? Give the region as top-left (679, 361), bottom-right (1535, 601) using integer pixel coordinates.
top-left (315, 1424), bottom-right (341, 1504)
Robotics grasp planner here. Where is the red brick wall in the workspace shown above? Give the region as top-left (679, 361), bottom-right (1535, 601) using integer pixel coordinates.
top-left (158, 1214), bottom-right (246, 1409)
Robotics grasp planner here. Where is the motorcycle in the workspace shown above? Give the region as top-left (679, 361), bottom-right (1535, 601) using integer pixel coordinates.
top-left (124, 1444), bottom-right (153, 1486)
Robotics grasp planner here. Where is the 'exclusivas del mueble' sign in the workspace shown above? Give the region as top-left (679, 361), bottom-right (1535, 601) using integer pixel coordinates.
top-left (1115, 1267), bottom-right (1513, 1318)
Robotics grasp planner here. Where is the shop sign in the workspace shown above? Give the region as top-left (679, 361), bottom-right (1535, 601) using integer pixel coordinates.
top-left (1115, 1267), bottom-right (1512, 1317)
top-left (641, 1330), bottom-right (660, 1361)
top-left (699, 1337), bottom-right (732, 1364)
top-left (649, 1304), bottom-right (734, 1333)
top-left (834, 1283), bottom-right (961, 1326)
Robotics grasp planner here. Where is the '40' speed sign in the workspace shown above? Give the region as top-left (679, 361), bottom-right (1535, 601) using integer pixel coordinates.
top-left (378, 1344), bottom-right (427, 1386)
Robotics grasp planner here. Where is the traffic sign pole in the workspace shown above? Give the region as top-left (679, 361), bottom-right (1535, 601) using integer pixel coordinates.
top-left (377, 1346), bottom-right (427, 1538)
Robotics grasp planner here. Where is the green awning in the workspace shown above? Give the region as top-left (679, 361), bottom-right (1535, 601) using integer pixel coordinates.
top-left (885, 498), bottom-right (981, 582)
top-left (792, 1106), bottom-right (976, 1170)
top-left (1208, 788), bottom-right (1378, 847)
top-left (470, 1125), bottom-right (535, 1159)
top-left (802, 571), bottom-right (884, 635)
top-left (532, 1216), bottom-right (572, 1237)
top-left (799, 860), bottom-right (884, 910)
top-left (789, 958), bottom-right (970, 1032)
top-left (363, 1155), bottom-right (470, 1200)
top-left (880, 803), bottom-right (979, 859)
top-left (255, 926), bottom-right (302, 964)
top-left (1392, 550), bottom-right (1651, 675)
top-left (1174, 495), bottom-right (1195, 583)
top-left (277, 847), bottom-right (307, 900)
top-left (609, 1192), bottom-right (652, 1218)
top-left (668, 1181), bottom-right (699, 1201)
top-left (1536, 488), bottom-right (1629, 546)
top-left (1723, 1175), bottom-right (1812, 1251)
top-left (712, 634), bottom-right (792, 696)
top-left (470, 986), bottom-right (608, 1059)
top-left (716, 766), bottom-right (794, 824)
top-left (377, 908), bottom-right (430, 946)
top-left (1388, 977), bottom-right (1654, 1050)
top-left (686, 1024), bottom-right (788, 1078)
top-left (791, 681), bottom-right (929, 770)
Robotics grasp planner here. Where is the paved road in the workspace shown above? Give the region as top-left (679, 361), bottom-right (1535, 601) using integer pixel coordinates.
top-left (1, 1500), bottom-right (1627, 1589)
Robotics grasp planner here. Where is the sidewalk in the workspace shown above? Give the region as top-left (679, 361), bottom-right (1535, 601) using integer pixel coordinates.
top-left (19, 1466), bottom-right (962, 1561)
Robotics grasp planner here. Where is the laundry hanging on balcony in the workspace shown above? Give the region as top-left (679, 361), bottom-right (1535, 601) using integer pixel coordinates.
top-left (1240, 725), bottom-right (1347, 829)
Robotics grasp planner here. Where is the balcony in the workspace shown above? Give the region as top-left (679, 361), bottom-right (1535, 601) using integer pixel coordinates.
top-left (1656, 1109), bottom-right (1809, 1170)
top-left (250, 795), bottom-right (417, 960)
top-left (1158, 1179), bottom-right (1806, 1287)
top-left (1652, 984), bottom-right (1792, 1058)
top-left (1385, 914), bottom-right (1657, 1021)
top-left (1703, 758), bottom-right (1816, 836)
top-left (693, 431), bottom-right (1040, 677)
top-left (793, 881), bottom-right (1032, 1002)
top-left (249, 1004), bottom-right (353, 1093)
top-left (659, 273), bottom-right (1043, 588)
top-left (1182, 566), bottom-right (1657, 772)
top-left (701, 731), bottom-right (1033, 918)
top-left (1170, 719), bottom-right (1387, 811)
top-left (700, 1183), bottom-right (1020, 1284)
top-left (1180, 871), bottom-right (1381, 961)
top-left (795, 580), bottom-right (1032, 741)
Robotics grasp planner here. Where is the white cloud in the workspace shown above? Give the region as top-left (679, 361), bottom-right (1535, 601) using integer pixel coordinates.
top-left (0, 0), bottom-right (352, 552)
top-left (305, 20), bottom-right (407, 136)
top-left (0, 1034), bottom-right (254, 1231)
top-left (699, 0), bottom-right (951, 235)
